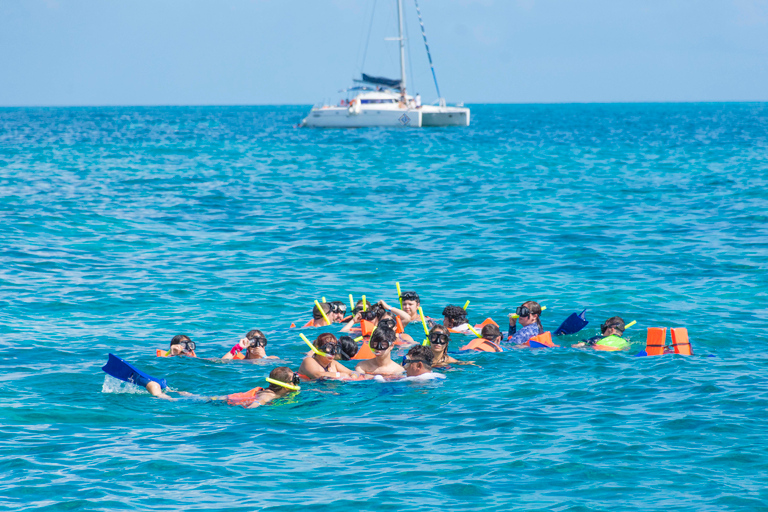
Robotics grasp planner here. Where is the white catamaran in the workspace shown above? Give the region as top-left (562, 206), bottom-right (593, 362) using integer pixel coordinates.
top-left (300, 0), bottom-right (470, 128)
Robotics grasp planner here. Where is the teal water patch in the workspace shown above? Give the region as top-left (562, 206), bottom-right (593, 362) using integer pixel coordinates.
top-left (1, 104), bottom-right (767, 511)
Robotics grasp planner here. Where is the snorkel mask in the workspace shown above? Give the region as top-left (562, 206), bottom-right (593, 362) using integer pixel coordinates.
top-left (600, 322), bottom-right (625, 335)
top-left (428, 332), bottom-right (450, 345)
top-left (247, 336), bottom-right (268, 349)
top-left (170, 339), bottom-right (196, 353)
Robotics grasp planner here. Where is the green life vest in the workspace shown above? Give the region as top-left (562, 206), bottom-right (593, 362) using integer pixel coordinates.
top-left (596, 334), bottom-right (629, 349)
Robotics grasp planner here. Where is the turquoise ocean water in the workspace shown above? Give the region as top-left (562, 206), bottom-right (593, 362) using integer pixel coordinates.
top-left (1, 104), bottom-right (767, 511)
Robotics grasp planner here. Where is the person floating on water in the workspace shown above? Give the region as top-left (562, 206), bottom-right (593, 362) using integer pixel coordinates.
top-left (221, 330), bottom-right (278, 360)
top-left (507, 301), bottom-right (544, 345)
top-left (329, 301), bottom-right (347, 323)
top-left (338, 335), bottom-right (360, 361)
top-left (442, 305), bottom-right (472, 334)
top-left (401, 345), bottom-right (444, 380)
top-left (298, 333), bottom-right (361, 380)
top-left (157, 334), bottom-right (197, 357)
top-left (572, 316), bottom-right (630, 351)
top-left (377, 307), bottom-right (415, 345)
top-left (222, 367), bottom-right (300, 408)
top-left (378, 291), bottom-right (421, 326)
top-left (429, 325), bottom-right (473, 366)
top-left (355, 327), bottom-right (405, 376)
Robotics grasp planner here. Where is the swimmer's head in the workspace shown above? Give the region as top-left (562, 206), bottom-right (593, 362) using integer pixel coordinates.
top-left (481, 324), bottom-right (502, 342)
top-left (313, 332), bottom-right (339, 360)
top-left (360, 303), bottom-right (384, 323)
top-left (329, 301), bottom-right (347, 323)
top-left (244, 329), bottom-right (267, 359)
top-left (600, 316), bottom-right (626, 337)
top-left (312, 302), bottom-right (332, 323)
top-left (369, 327), bottom-right (396, 357)
top-left (169, 334), bottom-right (195, 356)
top-left (403, 345), bottom-right (433, 377)
top-left (429, 325), bottom-right (451, 355)
top-left (442, 305), bottom-right (467, 329)
top-left (266, 366), bottom-right (300, 393)
top-left (400, 291), bottom-right (420, 316)
top-left (517, 301), bottom-right (543, 330)
top-left (338, 335), bottom-right (359, 361)
top-left (377, 310), bottom-right (398, 331)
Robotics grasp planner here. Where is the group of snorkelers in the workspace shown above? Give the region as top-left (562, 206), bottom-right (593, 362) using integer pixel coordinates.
top-left (112, 290), bottom-right (654, 408)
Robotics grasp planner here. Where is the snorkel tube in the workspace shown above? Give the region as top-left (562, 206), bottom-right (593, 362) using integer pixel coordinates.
top-left (625, 320), bottom-right (637, 329)
top-left (349, 294), bottom-right (354, 312)
top-left (468, 324), bottom-right (483, 338)
top-left (314, 300), bottom-right (332, 326)
top-left (418, 306), bottom-right (430, 346)
top-left (463, 300), bottom-right (470, 310)
top-left (300, 333), bottom-right (328, 357)
top-left (362, 295), bottom-right (367, 311)
top-left (396, 282), bottom-right (403, 308)
top-left (510, 305), bottom-right (547, 319)
top-left (265, 377), bottom-right (300, 392)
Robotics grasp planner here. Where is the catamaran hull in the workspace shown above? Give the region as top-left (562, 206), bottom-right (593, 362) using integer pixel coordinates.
top-left (421, 106), bottom-right (470, 127)
top-left (301, 107), bottom-right (422, 128)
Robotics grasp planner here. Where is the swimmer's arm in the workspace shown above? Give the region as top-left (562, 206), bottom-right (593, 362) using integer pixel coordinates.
top-left (303, 358), bottom-right (346, 380)
top-left (378, 300), bottom-right (411, 325)
top-left (333, 361), bottom-right (355, 375)
top-left (221, 338), bottom-right (249, 360)
top-left (146, 381), bottom-right (174, 401)
top-left (340, 312), bottom-right (362, 333)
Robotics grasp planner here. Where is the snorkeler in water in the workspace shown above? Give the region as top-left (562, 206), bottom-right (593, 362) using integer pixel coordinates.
top-left (354, 327), bottom-right (405, 376)
top-left (572, 316), bottom-right (630, 350)
top-left (222, 367), bottom-right (301, 408)
top-left (157, 334), bottom-right (197, 357)
top-left (442, 305), bottom-right (472, 334)
top-left (221, 330), bottom-right (278, 360)
top-left (328, 301), bottom-right (347, 323)
top-left (298, 333), bottom-right (361, 380)
top-left (378, 291), bottom-right (422, 326)
top-left (428, 325), bottom-right (462, 366)
top-left (507, 301), bottom-right (544, 345)
top-left (401, 345), bottom-right (443, 380)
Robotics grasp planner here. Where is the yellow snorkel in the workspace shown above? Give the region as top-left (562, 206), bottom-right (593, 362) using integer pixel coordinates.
top-left (265, 377), bottom-right (300, 392)
top-left (314, 300), bottom-right (332, 326)
top-left (624, 320), bottom-right (637, 329)
top-left (463, 300), bottom-right (470, 310)
top-left (510, 305), bottom-right (547, 319)
top-left (300, 333), bottom-right (328, 357)
top-left (468, 325), bottom-right (482, 338)
top-left (349, 294), bottom-right (354, 312)
top-left (362, 295), bottom-right (367, 311)
top-left (396, 282), bottom-right (403, 308)
top-left (418, 306), bottom-right (430, 346)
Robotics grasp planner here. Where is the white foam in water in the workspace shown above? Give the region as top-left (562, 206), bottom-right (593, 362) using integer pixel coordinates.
top-left (101, 375), bottom-right (148, 394)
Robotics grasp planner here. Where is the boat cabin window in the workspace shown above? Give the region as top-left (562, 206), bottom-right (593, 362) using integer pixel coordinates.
top-left (360, 99), bottom-right (397, 104)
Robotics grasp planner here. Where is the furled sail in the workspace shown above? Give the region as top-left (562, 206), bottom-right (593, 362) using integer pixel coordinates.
top-left (361, 73), bottom-right (402, 89)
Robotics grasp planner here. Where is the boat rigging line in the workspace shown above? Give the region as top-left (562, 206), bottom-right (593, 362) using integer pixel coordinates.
top-left (413, 0), bottom-right (441, 100)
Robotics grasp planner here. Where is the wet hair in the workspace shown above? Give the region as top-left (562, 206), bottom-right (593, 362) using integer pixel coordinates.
top-left (442, 305), bottom-right (468, 326)
top-left (370, 326), bottom-right (396, 347)
top-left (245, 329), bottom-right (266, 341)
top-left (400, 291), bottom-right (420, 304)
top-left (406, 345), bottom-right (433, 369)
top-left (267, 366), bottom-right (294, 393)
top-left (312, 302), bottom-right (332, 320)
top-left (522, 301), bottom-right (544, 332)
top-left (313, 332), bottom-right (338, 349)
top-left (601, 316), bottom-right (626, 335)
top-left (170, 334), bottom-right (191, 347)
top-left (338, 336), bottom-right (359, 361)
top-left (481, 324), bottom-right (502, 341)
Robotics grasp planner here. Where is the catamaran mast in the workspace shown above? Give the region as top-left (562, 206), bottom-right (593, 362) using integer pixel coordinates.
top-left (397, 0), bottom-right (406, 96)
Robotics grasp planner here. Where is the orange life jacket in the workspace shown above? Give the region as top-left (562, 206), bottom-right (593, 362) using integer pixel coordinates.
top-left (671, 327), bottom-right (692, 355)
top-left (473, 318), bottom-right (499, 330)
top-left (226, 387), bottom-right (264, 407)
top-left (232, 351), bottom-right (245, 360)
top-left (360, 319), bottom-right (376, 336)
top-left (528, 332), bottom-right (558, 348)
top-left (460, 338), bottom-right (503, 352)
top-left (644, 327), bottom-right (667, 356)
top-left (351, 339), bottom-right (376, 360)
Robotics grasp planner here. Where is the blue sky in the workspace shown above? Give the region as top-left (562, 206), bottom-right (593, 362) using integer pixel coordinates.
top-left (1, 0), bottom-right (767, 105)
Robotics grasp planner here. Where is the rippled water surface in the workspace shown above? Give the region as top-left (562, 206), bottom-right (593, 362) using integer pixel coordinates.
top-left (1, 104), bottom-right (767, 511)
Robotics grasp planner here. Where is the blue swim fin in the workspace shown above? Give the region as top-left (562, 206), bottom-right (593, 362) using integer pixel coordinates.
top-left (102, 353), bottom-right (167, 389)
top-left (555, 309), bottom-right (589, 336)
